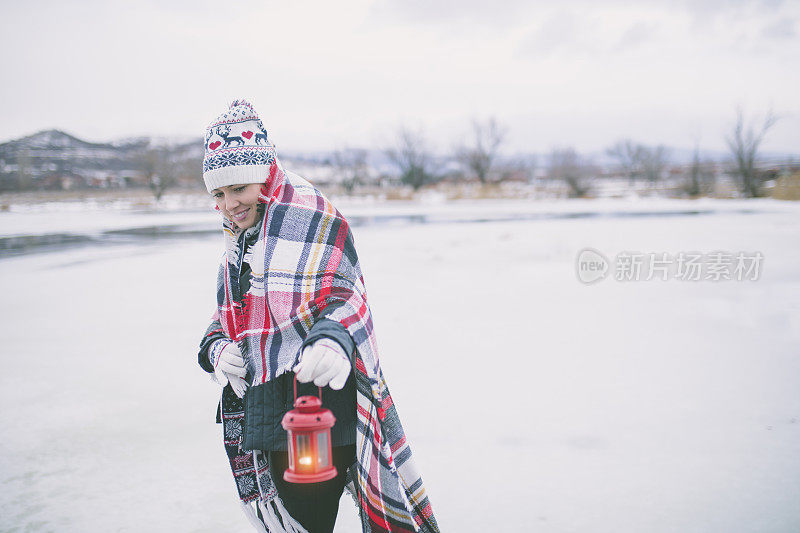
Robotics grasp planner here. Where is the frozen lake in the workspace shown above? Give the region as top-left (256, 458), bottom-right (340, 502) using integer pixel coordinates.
top-left (1, 198), bottom-right (799, 532)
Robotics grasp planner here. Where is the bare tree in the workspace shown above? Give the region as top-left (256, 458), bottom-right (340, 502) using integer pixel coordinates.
top-left (456, 118), bottom-right (507, 184)
top-left (683, 148), bottom-right (715, 197)
top-left (607, 140), bottom-right (669, 186)
top-left (386, 127), bottom-right (436, 191)
top-left (606, 140), bottom-right (644, 185)
top-left (175, 153), bottom-right (204, 190)
top-left (640, 145), bottom-right (670, 184)
top-left (140, 145), bottom-right (178, 202)
top-left (726, 107), bottom-right (777, 198)
top-left (548, 147), bottom-right (593, 198)
top-left (496, 154), bottom-right (537, 183)
top-left (332, 148), bottom-right (368, 194)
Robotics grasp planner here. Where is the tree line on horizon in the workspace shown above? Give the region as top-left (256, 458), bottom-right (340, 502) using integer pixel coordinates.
top-left (381, 107), bottom-right (789, 199)
top-left (0, 108), bottom-right (794, 200)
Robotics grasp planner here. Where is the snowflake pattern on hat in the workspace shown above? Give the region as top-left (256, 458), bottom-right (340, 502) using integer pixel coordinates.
top-left (202, 147), bottom-right (276, 174)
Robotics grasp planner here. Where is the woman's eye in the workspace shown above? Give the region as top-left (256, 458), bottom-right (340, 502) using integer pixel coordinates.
top-left (233, 186), bottom-right (246, 193)
top-left (213, 193), bottom-right (223, 199)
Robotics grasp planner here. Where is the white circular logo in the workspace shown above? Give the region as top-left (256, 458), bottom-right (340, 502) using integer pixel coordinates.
top-left (576, 248), bottom-right (609, 284)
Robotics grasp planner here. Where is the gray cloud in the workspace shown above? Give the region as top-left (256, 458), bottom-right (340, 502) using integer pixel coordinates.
top-left (615, 21), bottom-right (660, 51)
top-left (759, 17), bottom-right (798, 39)
top-left (366, 0), bottom-right (535, 28)
top-left (371, 0), bottom-right (788, 24)
top-left (683, 0), bottom-right (790, 29)
top-left (529, 11), bottom-right (580, 55)
top-left (514, 9), bottom-right (661, 60)
top-left (1, 0), bottom-right (797, 153)
top-left (514, 9), bottom-right (602, 59)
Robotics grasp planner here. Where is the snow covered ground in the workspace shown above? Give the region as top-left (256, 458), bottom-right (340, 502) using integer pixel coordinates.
top-left (1, 198), bottom-right (799, 532)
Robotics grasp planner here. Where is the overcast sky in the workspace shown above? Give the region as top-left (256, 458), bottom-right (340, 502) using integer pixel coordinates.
top-left (1, 0), bottom-right (797, 155)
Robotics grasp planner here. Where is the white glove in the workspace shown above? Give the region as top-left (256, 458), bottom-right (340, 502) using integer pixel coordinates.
top-left (294, 338), bottom-right (352, 390)
top-left (211, 340), bottom-right (248, 398)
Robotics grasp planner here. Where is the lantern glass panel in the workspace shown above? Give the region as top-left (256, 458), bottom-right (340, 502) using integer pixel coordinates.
top-left (296, 433), bottom-right (312, 470)
top-left (316, 431), bottom-right (329, 468)
top-left (288, 433), bottom-right (295, 470)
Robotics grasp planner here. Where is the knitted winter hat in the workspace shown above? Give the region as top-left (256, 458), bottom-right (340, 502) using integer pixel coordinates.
top-left (202, 99), bottom-right (277, 193)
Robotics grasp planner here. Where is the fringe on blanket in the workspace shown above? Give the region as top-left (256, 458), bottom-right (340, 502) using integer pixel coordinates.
top-left (238, 451), bottom-right (308, 533)
top-left (241, 502), bottom-right (268, 533)
top-left (240, 499), bottom-right (307, 533)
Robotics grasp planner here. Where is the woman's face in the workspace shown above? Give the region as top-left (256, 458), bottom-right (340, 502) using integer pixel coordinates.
top-left (211, 183), bottom-right (263, 229)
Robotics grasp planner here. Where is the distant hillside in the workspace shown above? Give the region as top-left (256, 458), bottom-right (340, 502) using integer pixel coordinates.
top-left (0, 129), bottom-right (204, 191)
top-left (0, 130), bottom-right (382, 192)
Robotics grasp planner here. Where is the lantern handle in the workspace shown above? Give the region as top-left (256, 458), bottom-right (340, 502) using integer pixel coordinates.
top-left (292, 374), bottom-right (323, 403)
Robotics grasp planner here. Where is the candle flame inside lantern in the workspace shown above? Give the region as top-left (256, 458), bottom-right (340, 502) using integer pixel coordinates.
top-left (298, 456), bottom-right (312, 466)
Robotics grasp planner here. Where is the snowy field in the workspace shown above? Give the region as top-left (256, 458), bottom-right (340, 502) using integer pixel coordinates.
top-left (1, 198), bottom-right (799, 532)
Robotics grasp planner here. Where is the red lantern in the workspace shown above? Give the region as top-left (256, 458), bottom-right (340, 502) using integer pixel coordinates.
top-left (281, 377), bottom-right (337, 483)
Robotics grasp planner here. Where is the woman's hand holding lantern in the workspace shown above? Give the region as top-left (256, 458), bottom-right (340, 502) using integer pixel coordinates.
top-left (294, 338), bottom-right (351, 390)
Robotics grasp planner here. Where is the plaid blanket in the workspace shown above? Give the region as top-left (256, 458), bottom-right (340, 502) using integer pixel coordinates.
top-left (206, 159), bottom-right (439, 532)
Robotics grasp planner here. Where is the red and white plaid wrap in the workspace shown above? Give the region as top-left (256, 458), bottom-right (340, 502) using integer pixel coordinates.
top-left (208, 159), bottom-right (439, 532)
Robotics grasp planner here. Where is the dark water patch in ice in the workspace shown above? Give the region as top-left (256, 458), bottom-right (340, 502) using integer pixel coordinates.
top-left (0, 223), bottom-right (218, 258)
top-left (0, 233), bottom-right (95, 254)
top-left (347, 208), bottom-right (759, 226)
top-left (0, 208), bottom-right (761, 258)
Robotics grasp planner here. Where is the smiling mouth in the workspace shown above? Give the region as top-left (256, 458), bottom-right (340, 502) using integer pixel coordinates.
top-left (232, 209), bottom-right (250, 221)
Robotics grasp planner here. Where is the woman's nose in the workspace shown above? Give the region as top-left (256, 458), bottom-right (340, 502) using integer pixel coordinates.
top-left (225, 195), bottom-right (239, 211)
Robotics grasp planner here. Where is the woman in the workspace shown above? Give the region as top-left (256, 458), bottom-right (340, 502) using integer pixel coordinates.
top-left (196, 100), bottom-right (439, 533)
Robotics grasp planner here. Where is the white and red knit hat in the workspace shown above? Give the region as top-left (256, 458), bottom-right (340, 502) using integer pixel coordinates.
top-left (202, 99), bottom-right (277, 193)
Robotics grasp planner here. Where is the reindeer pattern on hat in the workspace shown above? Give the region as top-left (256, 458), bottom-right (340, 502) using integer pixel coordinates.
top-left (204, 99), bottom-right (272, 152)
top-left (205, 123), bottom-right (271, 152)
